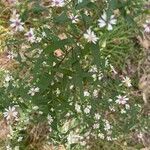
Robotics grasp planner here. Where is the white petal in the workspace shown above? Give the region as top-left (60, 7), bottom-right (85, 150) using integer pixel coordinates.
top-left (10, 18), bottom-right (16, 22)
top-left (12, 107), bottom-right (15, 111)
top-left (10, 23), bottom-right (16, 28)
top-left (110, 15), bottom-right (115, 19)
top-left (145, 27), bottom-right (150, 33)
top-left (19, 26), bottom-right (24, 31)
top-left (98, 20), bottom-right (106, 28)
top-left (84, 33), bottom-right (88, 39)
top-left (110, 19), bottom-right (117, 25)
top-left (101, 12), bottom-right (107, 21)
top-left (107, 24), bottom-right (113, 30)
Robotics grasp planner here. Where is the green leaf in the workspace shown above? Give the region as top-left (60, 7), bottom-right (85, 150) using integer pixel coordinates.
top-left (76, 0), bottom-right (91, 9)
top-left (54, 12), bottom-right (69, 24)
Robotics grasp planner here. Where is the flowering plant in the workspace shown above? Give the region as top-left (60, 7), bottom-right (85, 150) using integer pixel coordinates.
top-left (0, 0), bottom-right (148, 149)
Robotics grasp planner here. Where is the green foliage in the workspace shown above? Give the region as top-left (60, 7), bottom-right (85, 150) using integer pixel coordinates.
top-left (0, 0), bottom-right (148, 149)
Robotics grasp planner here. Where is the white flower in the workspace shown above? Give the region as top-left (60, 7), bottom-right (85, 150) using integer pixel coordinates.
top-left (125, 104), bottom-right (130, 110)
top-left (93, 123), bottom-right (99, 129)
top-left (106, 136), bottom-right (112, 141)
top-left (109, 106), bottom-right (115, 112)
top-left (98, 133), bottom-right (104, 139)
top-left (61, 119), bottom-right (72, 132)
top-left (84, 132), bottom-right (90, 138)
top-left (105, 57), bottom-right (109, 66)
top-left (24, 28), bottom-right (36, 43)
top-left (84, 90), bottom-right (90, 97)
top-left (143, 20), bottom-right (150, 33)
top-left (36, 37), bottom-right (42, 43)
top-left (3, 73), bottom-right (14, 87)
top-left (122, 76), bottom-right (132, 87)
top-left (51, 108), bottom-right (54, 112)
top-left (14, 146), bottom-right (19, 150)
top-left (37, 49), bottom-right (43, 54)
top-left (28, 87), bottom-right (39, 96)
top-left (42, 31), bottom-right (46, 37)
top-left (10, 11), bottom-right (24, 32)
top-left (104, 120), bottom-right (112, 131)
top-left (94, 113), bottom-right (101, 120)
top-left (120, 109), bottom-right (126, 114)
top-left (92, 74), bottom-right (97, 81)
top-left (47, 114), bottom-right (53, 125)
top-left (108, 99), bottom-right (112, 102)
top-left (98, 12), bottom-right (117, 31)
top-left (6, 145), bottom-right (12, 150)
top-left (49, 127), bottom-right (52, 132)
top-left (84, 10), bottom-right (90, 16)
top-left (84, 28), bottom-right (99, 44)
top-left (80, 141), bottom-right (86, 146)
top-left (39, 111), bottom-right (43, 114)
top-left (75, 103), bottom-right (81, 113)
top-left (98, 72), bottom-right (103, 80)
top-left (116, 95), bottom-right (129, 105)
top-left (5, 74), bottom-right (13, 82)
top-left (51, 0), bottom-right (65, 7)
top-left (89, 65), bottom-right (103, 81)
top-left (84, 105), bottom-right (91, 114)
top-left (98, 12), bottom-right (107, 28)
top-left (67, 132), bottom-right (81, 145)
top-left (56, 88), bottom-right (60, 95)
top-left (32, 106), bottom-right (39, 110)
top-left (70, 85), bottom-right (74, 90)
top-left (93, 89), bottom-right (99, 98)
top-left (3, 106), bottom-right (18, 121)
top-left (69, 14), bottom-right (79, 24)
top-left (17, 136), bottom-right (23, 142)
top-left (7, 51), bottom-right (17, 60)
top-left (89, 65), bottom-right (98, 73)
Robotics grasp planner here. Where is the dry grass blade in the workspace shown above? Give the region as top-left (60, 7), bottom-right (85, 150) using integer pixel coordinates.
top-left (0, 119), bottom-right (10, 141)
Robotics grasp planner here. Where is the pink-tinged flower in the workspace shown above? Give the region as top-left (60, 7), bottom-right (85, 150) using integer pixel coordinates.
top-left (122, 76), bottom-right (132, 87)
top-left (7, 51), bottom-right (17, 60)
top-left (28, 87), bottom-right (39, 96)
top-left (143, 20), bottom-right (150, 33)
top-left (69, 14), bottom-right (79, 24)
top-left (84, 28), bottom-right (99, 44)
top-left (3, 106), bottom-right (18, 121)
top-left (116, 95), bottom-right (129, 105)
top-left (54, 49), bottom-right (64, 58)
top-left (51, 0), bottom-right (65, 7)
top-left (24, 28), bottom-right (36, 43)
top-left (98, 12), bottom-right (117, 31)
top-left (10, 11), bottom-right (24, 32)
top-left (2, 0), bottom-right (17, 5)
